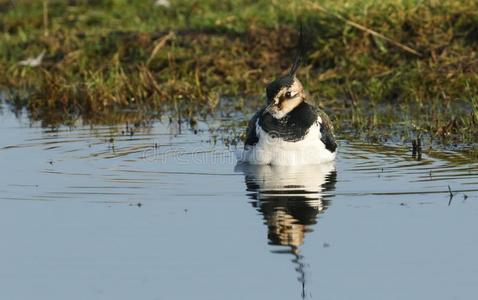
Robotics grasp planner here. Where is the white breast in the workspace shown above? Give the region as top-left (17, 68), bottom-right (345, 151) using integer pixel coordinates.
top-left (236, 118), bottom-right (336, 166)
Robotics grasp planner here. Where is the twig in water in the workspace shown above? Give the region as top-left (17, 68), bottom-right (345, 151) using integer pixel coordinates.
top-left (412, 137), bottom-right (422, 160)
top-left (448, 185), bottom-right (454, 206)
top-left (417, 137), bottom-right (422, 160)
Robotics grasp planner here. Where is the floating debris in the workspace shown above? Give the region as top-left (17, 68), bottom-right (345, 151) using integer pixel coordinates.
top-left (448, 185), bottom-right (454, 206)
top-left (412, 136), bottom-right (422, 160)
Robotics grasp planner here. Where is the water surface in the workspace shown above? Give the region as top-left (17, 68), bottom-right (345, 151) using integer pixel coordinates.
top-left (1, 107), bottom-right (477, 300)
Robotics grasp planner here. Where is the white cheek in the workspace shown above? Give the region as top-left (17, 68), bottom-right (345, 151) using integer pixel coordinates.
top-left (271, 110), bottom-right (287, 119)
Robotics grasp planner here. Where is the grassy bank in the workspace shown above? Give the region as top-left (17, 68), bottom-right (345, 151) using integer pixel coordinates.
top-left (0, 0), bottom-right (477, 148)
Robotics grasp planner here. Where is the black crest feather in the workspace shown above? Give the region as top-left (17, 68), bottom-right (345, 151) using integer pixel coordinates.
top-left (265, 23), bottom-right (305, 103)
top-left (288, 22), bottom-right (304, 76)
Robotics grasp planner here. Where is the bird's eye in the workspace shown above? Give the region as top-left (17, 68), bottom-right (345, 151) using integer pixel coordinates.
top-left (285, 91), bottom-right (292, 98)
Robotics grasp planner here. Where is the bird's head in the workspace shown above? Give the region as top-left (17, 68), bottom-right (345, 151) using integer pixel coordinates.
top-left (263, 24), bottom-right (306, 120)
top-left (264, 74), bottom-right (305, 120)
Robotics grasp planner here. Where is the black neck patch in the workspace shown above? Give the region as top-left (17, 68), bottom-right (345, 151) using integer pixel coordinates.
top-left (259, 101), bottom-right (317, 142)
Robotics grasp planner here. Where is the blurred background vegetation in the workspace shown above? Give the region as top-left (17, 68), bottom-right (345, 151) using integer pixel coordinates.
top-left (0, 0), bottom-right (477, 149)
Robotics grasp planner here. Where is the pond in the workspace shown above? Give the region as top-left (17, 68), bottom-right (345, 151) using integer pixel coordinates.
top-left (1, 104), bottom-right (478, 300)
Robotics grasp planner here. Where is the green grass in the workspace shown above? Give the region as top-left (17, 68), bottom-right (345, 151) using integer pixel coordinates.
top-left (0, 0), bottom-right (477, 149)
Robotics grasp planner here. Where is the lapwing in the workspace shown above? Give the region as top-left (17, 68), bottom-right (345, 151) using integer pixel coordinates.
top-left (237, 29), bottom-right (337, 165)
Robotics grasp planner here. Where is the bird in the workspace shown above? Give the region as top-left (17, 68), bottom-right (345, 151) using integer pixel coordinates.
top-left (236, 30), bottom-right (337, 166)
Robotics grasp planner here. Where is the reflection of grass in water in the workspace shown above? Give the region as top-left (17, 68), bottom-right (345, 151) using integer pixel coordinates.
top-left (1, 0), bottom-right (478, 145)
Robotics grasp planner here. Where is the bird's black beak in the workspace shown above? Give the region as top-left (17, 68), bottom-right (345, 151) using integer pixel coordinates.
top-left (263, 102), bottom-right (277, 116)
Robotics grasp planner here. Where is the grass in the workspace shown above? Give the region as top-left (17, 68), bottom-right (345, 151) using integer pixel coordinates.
top-left (0, 0), bottom-right (477, 150)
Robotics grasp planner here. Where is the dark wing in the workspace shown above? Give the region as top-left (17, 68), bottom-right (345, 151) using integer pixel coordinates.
top-left (244, 108), bottom-right (264, 148)
top-left (317, 109), bottom-right (337, 153)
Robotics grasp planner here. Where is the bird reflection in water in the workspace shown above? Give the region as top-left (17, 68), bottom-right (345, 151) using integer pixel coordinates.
top-left (235, 162), bottom-right (337, 299)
